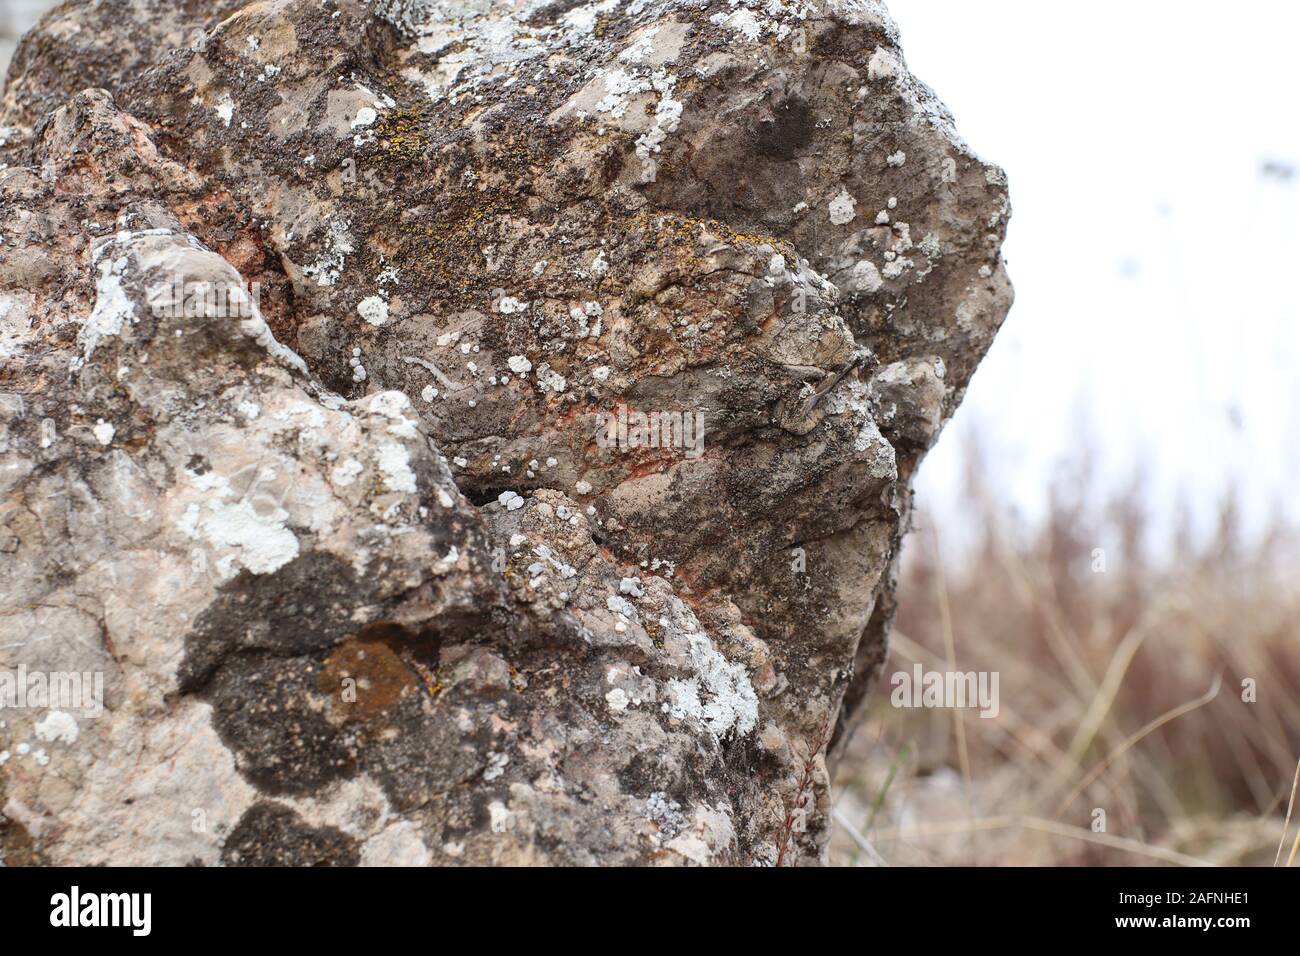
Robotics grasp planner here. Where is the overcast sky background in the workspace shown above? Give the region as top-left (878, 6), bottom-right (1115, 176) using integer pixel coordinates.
top-left (888, 0), bottom-right (1300, 549)
top-left (4, 0), bottom-right (1297, 547)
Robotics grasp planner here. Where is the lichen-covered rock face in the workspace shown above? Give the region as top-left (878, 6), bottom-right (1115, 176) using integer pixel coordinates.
top-left (0, 0), bottom-right (1010, 865)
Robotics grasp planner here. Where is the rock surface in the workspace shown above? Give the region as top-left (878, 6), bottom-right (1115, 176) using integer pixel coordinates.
top-left (0, 0), bottom-right (1010, 865)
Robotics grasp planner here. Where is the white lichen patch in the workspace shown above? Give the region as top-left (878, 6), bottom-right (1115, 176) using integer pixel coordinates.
top-left (330, 457), bottom-right (364, 487)
top-left (214, 94), bottom-right (235, 127)
top-left (488, 800), bottom-right (515, 833)
top-left (34, 710), bottom-right (79, 745)
top-left (535, 363), bottom-right (567, 394)
top-left (483, 751), bottom-right (510, 781)
top-left (709, 9), bottom-right (763, 42)
top-left (78, 253), bottom-right (135, 362)
top-left (846, 260), bottom-right (883, 294)
top-left (828, 186), bottom-right (857, 225)
top-left (376, 441), bottom-right (418, 494)
top-left (867, 45), bottom-right (900, 80)
top-left (605, 687), bottom-right (631, 712)
top-left (527, 544), bottom-right (576, 580)
top-left (303, 218), bottom-right (354, 288)
top-left (92, 419), bottom-right (116, 446)
top-left (646, 792), bottom-right (685, 842)
top-left (824, 380), bottom-right (898, 479)
top-left (667, 634), bottom-right (758, 739)
top-left (198, 499), bottom-right (300, 575)
top-left (592, 67), bottom-right (652, 119)
top-left (357, 295), bottom-right (389, 326)
top-left (707, 0), bottom-right (811, 45)
top-left (618, 26), bottom-right (660, 64)
top-left (634, 70), bottom-right (683, 163)
top-left (606, 594), bottom-right (637, 618)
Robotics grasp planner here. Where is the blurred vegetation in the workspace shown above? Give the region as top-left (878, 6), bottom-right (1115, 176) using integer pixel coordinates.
top-left (831, 430), bottom-right (1300, 866)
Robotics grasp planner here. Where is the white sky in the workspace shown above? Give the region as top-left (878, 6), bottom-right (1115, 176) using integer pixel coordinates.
top-left (888, 0), bottom-right (1300, 543)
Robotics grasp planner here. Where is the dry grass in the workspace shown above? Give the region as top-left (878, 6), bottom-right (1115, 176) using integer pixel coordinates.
top-left (831, 435), bottom-right (1300, 866)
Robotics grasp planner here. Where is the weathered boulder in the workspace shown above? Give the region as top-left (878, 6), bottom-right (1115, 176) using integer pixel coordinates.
top-left (0, 0), bottom-right (1010, 865)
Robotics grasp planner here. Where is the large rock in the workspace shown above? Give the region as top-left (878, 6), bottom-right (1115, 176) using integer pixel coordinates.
top-left (0, 0), bottom-right (1010, 865)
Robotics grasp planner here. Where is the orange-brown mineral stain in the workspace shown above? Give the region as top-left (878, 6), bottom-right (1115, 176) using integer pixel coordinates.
top-left (320, 622), bottom-right (442, 720)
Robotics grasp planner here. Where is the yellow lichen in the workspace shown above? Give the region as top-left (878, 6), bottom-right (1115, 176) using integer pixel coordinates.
top-left (629, 210), bottom-right (793, 259)
top-left (374, 107), bottom-right (431, 161)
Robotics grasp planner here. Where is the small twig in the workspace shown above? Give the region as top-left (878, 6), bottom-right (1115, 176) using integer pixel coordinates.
top-left (1054, 673), bottom-right (1222, 817)
top-left (870, 815), bottom-right (1213, 867)
top-left (863, 741), bottom-right (912, 836)
top-left (806, 348), bottom-right (871, 412)
top-left (1275, 757), bottom-right (1300, 867)
top-left (775, 713), bottom-right (832, 867)
top-left (832, 807), bottom-right (889, 866)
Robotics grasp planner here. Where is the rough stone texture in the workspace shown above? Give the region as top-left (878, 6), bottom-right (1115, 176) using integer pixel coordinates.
top-left (0, 0), bottom-right (1010, 865)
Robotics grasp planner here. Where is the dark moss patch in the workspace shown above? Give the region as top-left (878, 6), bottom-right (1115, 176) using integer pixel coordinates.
top-left (222, 802), bottom-right (360, 866)
top-left (754, 96), bottom-right (815, 161)
top-left (363, 693), bottom-right (486, 812)
top-left (206, 652), bottom-right (360, 797)
top-left (179, 552), bottom-right (373, 692)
